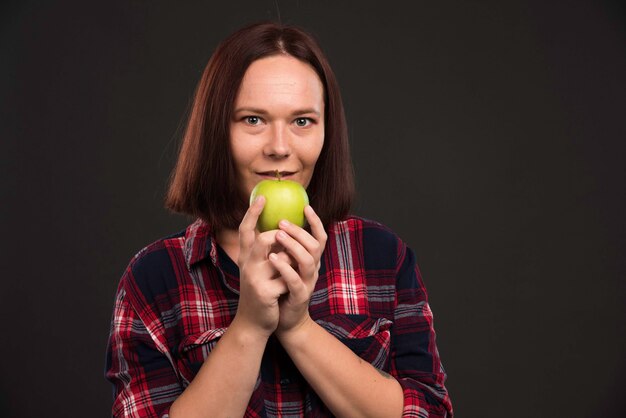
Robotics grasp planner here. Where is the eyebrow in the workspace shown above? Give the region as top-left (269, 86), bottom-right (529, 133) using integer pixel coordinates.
top-left (233, 107), bottom-right (321, 117)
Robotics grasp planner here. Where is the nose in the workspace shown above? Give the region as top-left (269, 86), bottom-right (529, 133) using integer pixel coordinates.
top-left (264, 122), bottom-right (291, 159)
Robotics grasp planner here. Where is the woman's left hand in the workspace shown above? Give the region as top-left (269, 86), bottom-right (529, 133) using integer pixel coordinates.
top-left (269, 205), bottom-right (327, 336)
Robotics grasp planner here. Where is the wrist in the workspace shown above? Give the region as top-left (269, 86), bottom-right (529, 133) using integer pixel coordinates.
top-left (229, 315), bottom-right (274, 345)
top-left (275, 316), bottom-right (316, 349)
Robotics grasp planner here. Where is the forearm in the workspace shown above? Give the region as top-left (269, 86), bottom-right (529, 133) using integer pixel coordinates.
top-left (169, 317), bottom-right (269, 418)
top-left (277, 319), bottom-right (404, 418)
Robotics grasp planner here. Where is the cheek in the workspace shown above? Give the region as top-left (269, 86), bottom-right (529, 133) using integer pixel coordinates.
top-left (302, 136), bottom-right (325, 178)
top-left (230, 136), bottom-right (254, 168)
top-left (310, 134), bottom-right (325, 164)
top-left (229, 141), bottom-right (254, 195)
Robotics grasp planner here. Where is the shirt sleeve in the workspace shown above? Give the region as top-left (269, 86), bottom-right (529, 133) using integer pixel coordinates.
top-left (105, 275), bottom-right (182, 417)
top-left (391, 244), bottom-right (454, 417)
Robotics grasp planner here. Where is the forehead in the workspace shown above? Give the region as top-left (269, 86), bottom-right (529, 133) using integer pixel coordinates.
top-left (235, 55), bottom-right (324, 106)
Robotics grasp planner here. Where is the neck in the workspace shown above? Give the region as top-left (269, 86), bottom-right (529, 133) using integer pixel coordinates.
top-left (216, 228), bottom-right (240, 263)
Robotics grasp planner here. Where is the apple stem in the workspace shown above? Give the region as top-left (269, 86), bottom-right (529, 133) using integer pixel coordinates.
top-left (275, 170), bottom-right (281, 180)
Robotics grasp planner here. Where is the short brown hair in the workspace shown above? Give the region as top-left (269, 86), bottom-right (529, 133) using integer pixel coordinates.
top-left (165, 22), bottom-right (354, 230)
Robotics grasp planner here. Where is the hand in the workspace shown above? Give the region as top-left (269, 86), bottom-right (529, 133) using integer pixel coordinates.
top-left (270, 205), bottom-right (328, 336)
top-left (233, 196), bottom-right (290, 338)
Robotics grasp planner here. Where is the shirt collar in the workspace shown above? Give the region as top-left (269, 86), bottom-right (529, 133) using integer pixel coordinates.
top-left (183, 218), bottom-right (217, 270)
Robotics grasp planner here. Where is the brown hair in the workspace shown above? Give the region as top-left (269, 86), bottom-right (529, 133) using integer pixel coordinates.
top-left (165, 22), bottom-right (354, 230)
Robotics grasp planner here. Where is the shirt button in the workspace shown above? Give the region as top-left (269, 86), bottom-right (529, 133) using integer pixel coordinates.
top-left (280, 378), bottom-right (291, 385)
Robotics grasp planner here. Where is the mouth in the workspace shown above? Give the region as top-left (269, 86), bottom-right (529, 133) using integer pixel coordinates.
top-left (256, 171), bottom-right (296, 179)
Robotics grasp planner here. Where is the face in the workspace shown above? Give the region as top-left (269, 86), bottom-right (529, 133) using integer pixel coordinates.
top-left (230, 54), bottom-right (325, 200)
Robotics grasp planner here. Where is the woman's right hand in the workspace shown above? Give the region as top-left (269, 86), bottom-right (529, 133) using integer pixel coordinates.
top-left (169, 195), bottom-right (290, 417)
top-left (233, 195), bottom-right (290, 338)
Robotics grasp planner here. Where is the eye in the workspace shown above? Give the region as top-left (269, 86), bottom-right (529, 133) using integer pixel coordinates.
top-left (294, 117), bottom-right (312, 127)
top-left (244, 116), bottom-right (261, 126)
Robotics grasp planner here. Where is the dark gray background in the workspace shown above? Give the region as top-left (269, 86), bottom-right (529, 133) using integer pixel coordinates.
top-left (1, 1), bottom-right (625, 417)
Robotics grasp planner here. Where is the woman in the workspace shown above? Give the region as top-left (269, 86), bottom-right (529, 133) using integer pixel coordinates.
top-left (105, 22), bottom-right (453, 417)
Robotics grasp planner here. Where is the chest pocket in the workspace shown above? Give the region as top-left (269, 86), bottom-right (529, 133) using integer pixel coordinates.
top-left (315, 314), bottom-right (393, 370)
top-left (176, 327), bottom-right (227, 386)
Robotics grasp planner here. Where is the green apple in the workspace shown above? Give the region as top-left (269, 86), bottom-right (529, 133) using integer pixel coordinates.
top-left (249, 176), bottom-right (309, 232)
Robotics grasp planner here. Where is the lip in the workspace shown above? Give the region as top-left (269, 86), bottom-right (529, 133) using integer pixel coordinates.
top-left (256, 171), bottom-right (296, 180)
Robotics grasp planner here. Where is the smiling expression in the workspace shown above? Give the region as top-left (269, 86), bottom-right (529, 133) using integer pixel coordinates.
top-left (229, 54), bottom-right (325, 200)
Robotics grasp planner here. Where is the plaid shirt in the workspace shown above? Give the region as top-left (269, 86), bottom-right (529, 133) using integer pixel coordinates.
top-left (105, 216), bottom-right (453, 417)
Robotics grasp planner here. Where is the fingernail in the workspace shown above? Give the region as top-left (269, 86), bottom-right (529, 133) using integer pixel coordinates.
top-left (277, 231), bottom-right (287, 239)
top-left (269, 253), bottom-right (278, 261)
top-left (279, 220), bottom-right (290, 228)
top-left (251, 196), bottom-right (263, 208)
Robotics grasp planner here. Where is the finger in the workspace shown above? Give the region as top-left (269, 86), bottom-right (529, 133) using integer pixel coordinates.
top-left (249, 230), bottom-right (279, 262)
top-left (275, 229), bottom-right (317, 279)
top-left (274, 251), bottom-right (297, 268)
top-left (278, 218), bottom-right (325, 259)
top-left (241, 256), bottom-right (285, 290)
top-left (239, 195), bottom-right (266, 250)
top-left (304, 205), bottom-right (328, 249)
top-left (247, 264), bottom-right (289, 298)
top-left (276, 229), bottom-right (311, 262)
top-left (269, 253), bottom-right (306, 297)
top-left (265, 273), bottom-right (289, 297)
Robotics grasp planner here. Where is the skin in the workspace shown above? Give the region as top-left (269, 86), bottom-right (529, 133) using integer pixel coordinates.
top-left (229, 54), bottom-right (325, 201)
top-left (170, 55), bottom-right (404, 418)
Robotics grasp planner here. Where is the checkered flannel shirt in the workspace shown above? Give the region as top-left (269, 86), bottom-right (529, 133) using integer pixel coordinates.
top-left (105, 216), bottom-right (453, 417)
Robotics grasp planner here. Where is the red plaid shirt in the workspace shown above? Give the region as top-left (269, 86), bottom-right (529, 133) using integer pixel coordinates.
top-left (105, 216), bottom-right (453, 417)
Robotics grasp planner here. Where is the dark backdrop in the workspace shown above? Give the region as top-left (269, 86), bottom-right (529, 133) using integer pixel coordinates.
top-left (1, 1), bottom-right (625, 417)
